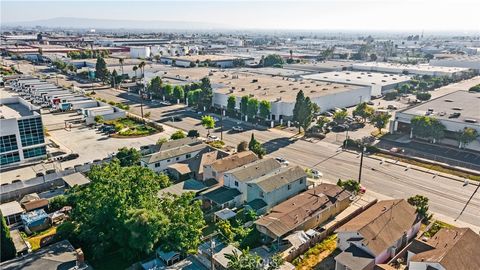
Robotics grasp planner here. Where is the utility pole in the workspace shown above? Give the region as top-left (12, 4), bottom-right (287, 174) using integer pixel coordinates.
top-left (140, 81), bottom-right (145, 119)
top-left (220, 109), bottom-right (224, 141)
top-left (358, 145), bottom-right (366, 184)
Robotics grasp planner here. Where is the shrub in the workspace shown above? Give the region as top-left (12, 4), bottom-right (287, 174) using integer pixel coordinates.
top-left (468, 84), bottom-right (480, 92)
top-left (416, 92), bottom-right (432, 101)
top-left (48, 195), bottom-right (68, 212)
top-left (337, 179), bottom-right (360, 192)
top-left (170, 130), bottom-right (186, 140)
top-left (144, 112), bottom-right (151, 118)
top-left (237, 141), bottom-right (248, 152)
top-left (187, 129), bottom-right (200, 138)
top-left (209, 140), bottom-right (225, 149)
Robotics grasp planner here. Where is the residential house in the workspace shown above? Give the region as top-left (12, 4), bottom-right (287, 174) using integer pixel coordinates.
top-left (246, 165), bottom-right (308, 211)
top-left (141, 142), bottom-right (208, 173)
top-left (0, 240), bottom-right (90, 270)
top-left (0, 201), bottom-right (24, 225)
top-left (407, 227), bottom-right (480, 270)
top-left (335, 199), bottom-right (422, 270)
top-left (255, 183), bottom-right (351, 241)
top-left (203, 151), bottom-right (258, 184)
top-left (223, 158), bottom-right (282, 203)
top-left (167, 148), bottom-right (229, 181)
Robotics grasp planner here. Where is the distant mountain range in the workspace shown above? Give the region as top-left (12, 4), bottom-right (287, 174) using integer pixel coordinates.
top-left (4, 17), bottom-right (231, 30)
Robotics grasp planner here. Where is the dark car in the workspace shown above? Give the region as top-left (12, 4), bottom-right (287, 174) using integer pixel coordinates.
top-left (12, 179), bottom-right (22, 184)
top-left (61, 153), bottom-right (79, 161)
top-left (331, 125), bottom-right (348, 132)
top-left (36, 172), bottom-right (45, 177)
top-left (46, 169), bottom-right (56, 174)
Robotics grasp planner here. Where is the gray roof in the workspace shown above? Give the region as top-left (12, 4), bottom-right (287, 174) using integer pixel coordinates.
top-left (142, 143), bottom-right (207, 164)
top-left (0, 240), bottom-right (80, 270)
top-left (159, 137), bottom-right (202, 151)
top-left (226, 158), bottom-right (281, 183)
top-left (62, 172), bottom-right (91, 187)
top-left (335, 245), bottom-right (374, 270)
top-left (0, 201), bottom-right (24, 217)
top-left (250, 165), bottom-right (307, 193)
top-left (202, 186), bottom-right (241, 205)
top-left (158, 179), bottom-right (207, 197)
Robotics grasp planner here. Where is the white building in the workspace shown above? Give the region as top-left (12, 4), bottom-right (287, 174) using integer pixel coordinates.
top-left (352, 62), bottom-right (469, 77)
top-left (302, 71), bottom-right (411, 97)
top-left (0, 97), bottom-right (47, 166)
top-left (430, 55), bottom-right (480, 71)
top-left (130, 46), bottom-right (151, 59)
top-left (211, 71), bottom-right (371, 121)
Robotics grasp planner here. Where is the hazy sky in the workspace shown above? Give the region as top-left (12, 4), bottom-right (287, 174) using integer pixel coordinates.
top-left (2, 0), bottom-right (479, 31)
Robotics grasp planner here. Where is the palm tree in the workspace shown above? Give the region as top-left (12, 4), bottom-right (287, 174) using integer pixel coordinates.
top-left (133, 65), bottom-right (138, 80)
top-left (138, 61), bottom-right (146, 79)
top-left (118, 58), bottom-right (124, 86)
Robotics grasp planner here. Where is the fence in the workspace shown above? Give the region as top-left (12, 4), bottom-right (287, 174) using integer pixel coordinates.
top-left (284, 198), bottom-right (378, 262)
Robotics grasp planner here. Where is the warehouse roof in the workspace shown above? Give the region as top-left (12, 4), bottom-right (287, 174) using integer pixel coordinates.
top-left (302, 71), bottom-right (411, 87)
top-left (398, 90), bottom-right (480, 123)
top-left (353, 62), bottom-right (468, 74)
top-left (162, 54), bottom-right (252, 62)
top-left (211, 71), bottom-right (363, 102)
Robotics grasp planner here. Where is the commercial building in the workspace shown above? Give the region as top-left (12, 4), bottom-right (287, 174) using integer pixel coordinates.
top-left (352, 62), bottom-right (469, 77)
top-left (160, 55), bottom-right (254, 68)
top-left (0, 97), bottom-right (47, 166)
top-left (255, 183), bottom-right (351, 241)
top-left (302, 71), bottom-right (411, 97)
top-left (211, 71), bottom-right (371, 121)
top-left (130, 46), bottom-right (151, 59)
top-left (393, 91), bottom-right (480, 139)
top-left (285, 61), bottom-right (355, 73)
top-left (335, 199), bottom-right (421, 270)
top-left (430, 55), bottom-right (480, 71)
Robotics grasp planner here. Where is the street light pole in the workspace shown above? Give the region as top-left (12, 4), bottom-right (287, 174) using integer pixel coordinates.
top-left (140, 81), bottom-right (145, 119)
top-left (358, 145), bottom-right (366, 184)
top-left (220, 109), bottom-right (224, 141)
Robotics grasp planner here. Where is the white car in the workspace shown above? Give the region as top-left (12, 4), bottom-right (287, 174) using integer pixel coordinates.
top-left (275, 157), bottom-right (290, 166)
top-left (232, 126), bottom-right (244, 132)
top-left (207, 135), bottom-right (220, 142)
top-left (311, 169), bottom-right (323, 179)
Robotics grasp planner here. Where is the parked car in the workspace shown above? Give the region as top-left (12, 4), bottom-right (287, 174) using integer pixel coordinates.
top-left (366, 101), bottom-right (375, 105)
top-left (61, 153), bottom-right (79, 161)
top-left (12, 179), bottom-right (22, 184)
top-left (36, 172), bottom-right (44, 177)
top-left (311, 169), bottom-right (323, 179)
top-left (275, 157), bottom-right (290, 166)
top-left (387, 105), bottom-right (398, 110)
top-left (345, 116), bottom-right (355, 122)
top-left (331, 125), bottom-right (348, 132)
top-left (232, 126), bottom-right (244, 132)
top-left (323, 111), bottom-right (334, 117)
top-left (207, 135), bottom-right (220, 142)
top-left (160, 101), bottom-right (171, 106)
top-left (46, 169), bottom-right (56, 174)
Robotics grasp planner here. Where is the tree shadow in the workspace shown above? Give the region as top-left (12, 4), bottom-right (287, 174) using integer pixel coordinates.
top-left (262, 137), bottom-right (297, 154)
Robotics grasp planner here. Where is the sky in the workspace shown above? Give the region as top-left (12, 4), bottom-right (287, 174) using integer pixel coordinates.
top-left (1, 0), bottom-right (480, 31)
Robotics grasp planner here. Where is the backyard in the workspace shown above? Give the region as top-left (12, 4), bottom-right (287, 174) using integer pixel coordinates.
top-left (293, 234), bottom-right (338, 270)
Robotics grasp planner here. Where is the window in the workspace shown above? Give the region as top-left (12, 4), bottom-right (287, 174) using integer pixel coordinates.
top-left (176, 157), bottom-right (179, 161)
top-left (234, 181), bottom-right (238, 187)
top-left (167, 159), bottom-right (171, 162)
top-left (23, 146), bottom-right (46, 159)
top-left (1, 151), bottom-right (20, 165)
top-left (17, 117), bottom-right (45, 147)
top-left (287, 184), bottom-right (291, 190)
top-left (155, 162), bottom-right (160, 168)
top-left (300, 179), bottom-right (304, 184)
top-left (0, 135), bottom-right (18, 153)
top-left (186, 154), bottom-right (191, 158)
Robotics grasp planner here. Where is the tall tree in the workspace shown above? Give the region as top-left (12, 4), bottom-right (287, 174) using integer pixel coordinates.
top-left (115, 147), bottom-right (141, 167)
top-left (95, 56), bottom-right (109, 83)
top-left (187, 89), bottom-right (202, 107)
top-left (248, 133), bottom-right (266, 158)
top-left (240, 96), bottom-right (249, 119)
top-left (201, 115), bottom-right (216, 136)
top-left (173, 85), bottom-right (184, 101)
top-left (148, 76), bottom-right (163, 98)
top-left (198, 77), bottom-right (213, 110)
top-left (262, 54), bottom-right (285, 67)
top-left (333, 110), bottom-right (348, 124)
top-left (369, 113), bottom-right (392, 133)
top-left (163, 84), bottom-right (174, 100)
top-left (353, 102), bottom-right (374, 123)
top-left (227, 96), bottom-right (236, 116)
top-left (110, 69), bottom-right (118, 88)
top-left (292, 90), bottom-right (306, 133)
top-left (138, 61), bottom-right (146, 79)
top-left (258, 100), bottom-right (271, 121)
top-left (118, 58), bottom-right (124, 79)
top-left (1, 214), bottom-right (15, 262)
top-left (132, 65), bottom-right (138, 79)
top-left (456, 127), bottom-right (478, 149)
top-left (408, 195), bottom-right (432, 222)
top-left (246, 98), bottom-right (259, 121)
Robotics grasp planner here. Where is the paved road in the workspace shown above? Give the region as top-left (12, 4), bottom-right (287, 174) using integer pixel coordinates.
top-left (9, 62), bottom-right (480, 229)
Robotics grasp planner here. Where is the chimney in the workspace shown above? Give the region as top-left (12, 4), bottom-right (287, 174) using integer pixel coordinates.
top-left (76, 248), bottom-right (85, 267)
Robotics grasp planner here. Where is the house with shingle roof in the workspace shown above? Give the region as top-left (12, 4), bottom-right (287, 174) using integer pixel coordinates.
top-left (335, 199), bottom-right (421, 270)
top-left (407, 227), bottom-right (480, 270)
top-left (255, 183), bottom-right (351, 241)
top-left (203, 151), bottom-right (258, 184)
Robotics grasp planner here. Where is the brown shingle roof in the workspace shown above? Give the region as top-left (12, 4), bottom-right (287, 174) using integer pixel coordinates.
top-left (255, 183), bottom-right (351, 238)
top-left (336, 199), bottom-right (420, 256)
top-left (209, 151), bottom-right (258, 173)
top-left (22, 199), bottom-right (49, 212)
top-left (410, 227), bottom-right (480, 270)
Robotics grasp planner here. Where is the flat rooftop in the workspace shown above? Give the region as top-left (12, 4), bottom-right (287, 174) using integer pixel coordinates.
top-left (399, 90), bottom-right (480, 123)
top-left (211, 70), bottom-right (363, 102)
top-left (162, 54), bottom-right (250, 62)
top-left (0, 98), bottom-right (36, 118)
top-left (237, 67), bottom-right (308, 77)
top-left (353, 62), bottom-right (469, 73)
top-left (302, 71), bottom-right (411, 86)
top-left (285, 61), bottom-right (355, 72)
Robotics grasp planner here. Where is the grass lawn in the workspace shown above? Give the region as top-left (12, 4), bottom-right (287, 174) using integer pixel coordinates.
top-left (26, 226), bottom-right (57, 251)
top-left (424, 220), bottom-right (454, 238)
top-left (293, 234), bottom-right (337, 270)
top-left (106, 117), bottom-right (158, 137)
